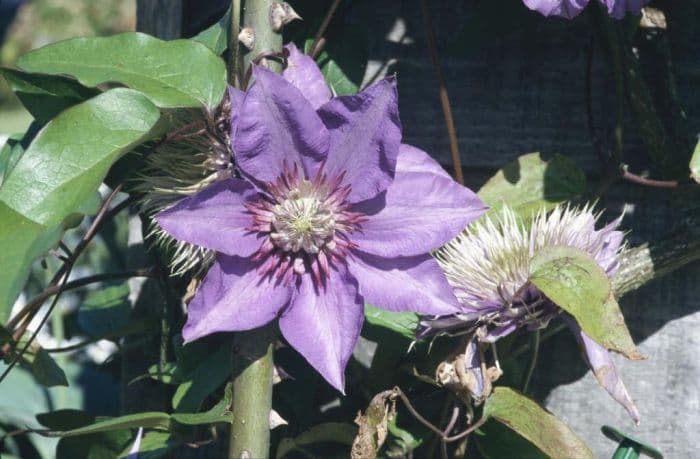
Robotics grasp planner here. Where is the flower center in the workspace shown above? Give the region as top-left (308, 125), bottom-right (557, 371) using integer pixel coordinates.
top-left (270, 180), bottom-right (336, 253)
top-left (246, 162), bottom-right (366, 285)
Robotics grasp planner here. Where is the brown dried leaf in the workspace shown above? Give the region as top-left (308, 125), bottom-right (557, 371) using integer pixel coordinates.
top-left (351, 390), bottom-right (396, 459)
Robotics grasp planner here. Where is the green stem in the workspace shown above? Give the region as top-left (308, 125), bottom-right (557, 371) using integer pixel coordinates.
top-left (228, 2), bottom-right (282, 458)
top-left (521, 330), bottom-right (540, 394)
top-left (229, 324), bottom-right (277, 459)
top-left (228, 0), bottom-right (242, 87)
top-left (242, 0), bottom-right (283, 74)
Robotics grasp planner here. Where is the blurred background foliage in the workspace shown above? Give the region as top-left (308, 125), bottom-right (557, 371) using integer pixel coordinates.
top-left (0, 0), bottom-right (135, 135)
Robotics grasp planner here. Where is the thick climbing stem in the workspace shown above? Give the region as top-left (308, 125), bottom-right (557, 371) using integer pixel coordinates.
top-left (228, 1), bottom-right (282, 458)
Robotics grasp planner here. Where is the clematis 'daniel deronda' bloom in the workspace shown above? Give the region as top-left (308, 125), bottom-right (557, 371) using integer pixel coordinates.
top-left (420, 204), bottom-right (641, 423)
top-left (156, 43), bottom-right (487, 392)
top-left (523, 0), bottom-right (649, 19)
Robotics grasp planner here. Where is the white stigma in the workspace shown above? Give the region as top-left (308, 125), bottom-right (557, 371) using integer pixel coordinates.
top-left (270, 180), bottom-right (336, 253)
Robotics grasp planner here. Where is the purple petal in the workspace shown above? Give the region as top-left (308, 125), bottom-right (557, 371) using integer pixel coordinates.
top-left (567, 318), bottom-right (640, 423)
top-left (126, 427), bottom-right (143, 459)
top-left (463, 339), bottom-right (489, 400)
top-left (282, 43), bottom-right (332, 110)
top-left (522, 0), bottom-right (590, 18)
top-left (234, 66), bottom-right (330, 183)
top-left (352, 145), bottom-right (487, 257)
top-left (279, 265), bottom-right (363, 392)
top-left (317, 77), bottom-right (401, 203)
top-left (183, 255), bottom-right (292, 342)
top-left (229, 85), bottom-right (245, 135)
top-left (348, 251), bottom-right (461, 315)
top-left (600, 0), bottom-right (647, 19)
top-left (155, 179), bottom-right (261, 257)
top-left (596, 215), bottom-right (624, 275)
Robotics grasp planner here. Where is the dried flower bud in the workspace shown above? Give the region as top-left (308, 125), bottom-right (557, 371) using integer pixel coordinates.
top-left (269, 2), bottom-right (302, 32)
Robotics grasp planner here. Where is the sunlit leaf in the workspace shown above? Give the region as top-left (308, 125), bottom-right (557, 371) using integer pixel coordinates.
top-left (172, 344), bottom-right (232, 412)
top-left (529, 246), bottom-right (641, 359)
top-left (17, 32), bottom-right (226, 109)
top-left (483, 387), bottom-right (595, 459)
top-left (478, 152), bottom-right (586, 218)
top-left (0, 88), bottom-right (160, 319)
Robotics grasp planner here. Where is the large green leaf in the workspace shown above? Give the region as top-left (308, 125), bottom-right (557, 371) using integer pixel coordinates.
top-left (193, 8), bottom-right (231, 55)
top-left (171, 383), bottom-right (232, 426)
top-left (0, 67), bottom-right (99, 124)
top-left (476, 420), bottom-right (549, 459)
top-left (117, 431), bottom-right (179, 459)
top-left (0, 88), bottom-right (160, 320)
top-left (0, 205), bottom-right (62, 321)
top-left (0, 87), bottom-right (160, 225)
top-left (483, 387), bottom-right (595, 459)
top-left (478, 152), bottom-right (586, 218)
top-left (529, 246), bottom-right (641, 359)
top-left (17, 32), bottom-right (227, 110)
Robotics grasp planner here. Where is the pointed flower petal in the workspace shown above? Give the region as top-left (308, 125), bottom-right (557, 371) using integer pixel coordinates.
top-left (155, 179), bottom-right (261, 257)
top-left (353, 145), bottom-right (487, 257)
top-left (279, 265), bottom-right (363, 392)
top-left (234, 66), bottom-right (330, 183)
top-left (317, 77), bottom-right (401, 203)
top-left (348, 251), bottom-right (461, 316)
top-left (601, 0), bottom-right (647, 19)
top-left (183, 255), bottom-right (292, 342)
top-left (522, 0), bottom-right (590, 18)
top-left (282, 43), bottom-right (332, 110)
top-left (567, 317), bottom-right (640, 423)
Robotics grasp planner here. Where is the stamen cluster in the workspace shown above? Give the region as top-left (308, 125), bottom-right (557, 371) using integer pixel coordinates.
top-left (245, 163), bottom-right (366, 286)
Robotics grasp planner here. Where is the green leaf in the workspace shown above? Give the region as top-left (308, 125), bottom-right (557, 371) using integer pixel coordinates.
top-left (46, 412), bottom-right (171, 437)
top-left (172, 344), bottom-right (232, 412)
top-left (364, 304), bottom-right (418, 340)
top-left (0, 87), bottom-right (160, 225)
top-left (78, 283), bottom-right (131, 338)
top-left (483, 387), bottom-right (595, 459)
top-left (117, 431), bottom-right (179, 459)
top-left (37, 409), bottom-right (95, 430)
top-left (276, 422), bottom-right (357, 459)
top-left (0, 89), bottom-right (160, 318)
top-left (478, 152), bottom-right (586, 218)
top-left (690, 139), bottom-right (700, 183)
top-left (0, 67), bottom-right (99, 124)
top-left (304, 29), bottom-right (367, 96)
top-left (17, 32), bottom-right (227, 109)
top-left (475, 420), bottom-right (549, 459)
top-left (30, 347), bottom-right (69, 387)
top-left (171, 383), bottom-right (232, 426)
top-left (529, 246), bottom-right (641, 359)
top-left (0, 205), bottom-right (62, 321)
top-left (146, 361), bottom-right (181, 385)
top-left (57, 430), bottom-right (133, 459)
top-left (0, 135), bottom-right (25, 187)
top-left (193, 8), bottom-right (231, 55)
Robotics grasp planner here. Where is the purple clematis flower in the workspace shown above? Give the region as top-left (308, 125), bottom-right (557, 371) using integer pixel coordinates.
top-left (523, 0), bottom-right (648, 19)
top-left (156, 43), bottom-right (487, 392)
top-left (422, 204), bottom-right (641, 422)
